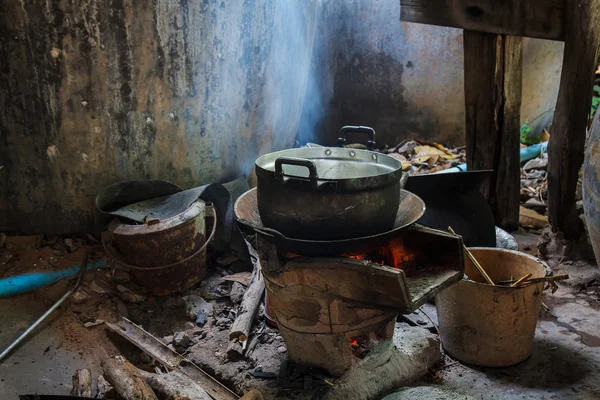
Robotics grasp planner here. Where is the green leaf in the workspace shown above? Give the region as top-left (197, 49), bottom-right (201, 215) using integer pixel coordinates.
top-left (520, 123), bottom-right (533, 144)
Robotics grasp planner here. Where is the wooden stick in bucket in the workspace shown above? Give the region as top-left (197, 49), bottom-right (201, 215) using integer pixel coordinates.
top-left (448, 226), bottom-right (495, 286)
top-left (510, 273), bottom-right (532, 287)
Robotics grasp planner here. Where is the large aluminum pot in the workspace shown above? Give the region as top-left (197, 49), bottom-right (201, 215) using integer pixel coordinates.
top-left (255, 127), bottom-right (405, 240)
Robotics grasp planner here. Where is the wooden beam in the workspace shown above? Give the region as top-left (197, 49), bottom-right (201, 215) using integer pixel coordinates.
top-left (547, 0), bottom-right (600, 243)
top-left (464, 32), bottom-right (522, 230)
top-left (400, 0), bottom-right (565, 41)
top-left (498, 35), bottom-right (523, 230)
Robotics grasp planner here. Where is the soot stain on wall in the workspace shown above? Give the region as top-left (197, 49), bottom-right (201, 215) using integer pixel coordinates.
top-left (0, 0), bottom-right (318, 235)
top-left (297, 0), bottom-right (465, 147)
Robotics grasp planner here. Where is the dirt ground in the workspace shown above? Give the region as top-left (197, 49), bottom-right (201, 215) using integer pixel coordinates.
top-left (2, 234), bottom-right (600, 399)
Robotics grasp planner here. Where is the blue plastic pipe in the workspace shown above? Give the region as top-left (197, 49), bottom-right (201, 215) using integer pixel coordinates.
top-left (0, 259), bottom-right (107, 298)
top-left (520, 141), bottom-right (548, 162)
top-left (432, 163), bottom-right (468, 174)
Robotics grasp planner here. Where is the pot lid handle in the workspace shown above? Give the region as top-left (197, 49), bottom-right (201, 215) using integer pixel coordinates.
top-left (338, 126), bottom-right (376, 150)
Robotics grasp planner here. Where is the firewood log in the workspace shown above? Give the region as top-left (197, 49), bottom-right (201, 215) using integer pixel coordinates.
top-left (71, 368), bottom-right (92, 397)
top-left (229, 262), bottom-right (264, 342)
top-left (101, 355), bottom-right (158, 400)
top-left (138, 369), bottom-right (212, 400)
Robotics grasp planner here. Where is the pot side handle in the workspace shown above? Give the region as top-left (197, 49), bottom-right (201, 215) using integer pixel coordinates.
top-left (338, 126), bottom-right (376, 150)
top-left (274, 157), bottom-right (319, 187)
top-left (400, 172), bottom-right (408, 189)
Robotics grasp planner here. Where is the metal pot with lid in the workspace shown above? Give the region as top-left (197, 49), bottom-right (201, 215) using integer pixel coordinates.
top-left (255, 126), bottom-right (406, 240)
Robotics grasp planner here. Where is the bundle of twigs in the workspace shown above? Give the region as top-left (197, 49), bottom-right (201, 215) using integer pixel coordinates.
top-left (495, 274), bottom-right (569, 287)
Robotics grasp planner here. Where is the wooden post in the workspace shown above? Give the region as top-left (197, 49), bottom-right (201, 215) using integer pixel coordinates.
top-left (464, 32), bottom-right (522, 230)
top-left (546, 0), bottom-right (600, 245)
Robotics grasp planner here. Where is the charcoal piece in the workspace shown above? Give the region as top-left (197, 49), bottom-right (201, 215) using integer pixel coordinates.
top-left (250, 368), bottom-right (277, 379)
top-left (196, 310), bottom-right (207, 326)
top-left (304, 375), bottom-right (313, 391)
top-left (278, 361), bottom-right (288, 379)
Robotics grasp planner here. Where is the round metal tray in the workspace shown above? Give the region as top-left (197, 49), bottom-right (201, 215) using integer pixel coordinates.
top-left (234, 188), bottom-right (425, 256)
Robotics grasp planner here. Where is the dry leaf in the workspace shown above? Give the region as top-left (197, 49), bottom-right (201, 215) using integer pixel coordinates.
top-left (432, 143), bottom-right (457, 157)
top-left (428, 155), bottom-right (440, 166)
top-left (396, 140), bottom-right (421, 155)
top-left (222, 272), bottom-right (252, 286)
top-left (389, 152), bottom-right (412, 170)
top-left (413, 145), bottom-right (458, 163)
top-left (389, 153), bottom-right (407, 162)
top-left (428, 164), bottom-right (452, 173)
top-left (519, 206), bottom-right (548, 229)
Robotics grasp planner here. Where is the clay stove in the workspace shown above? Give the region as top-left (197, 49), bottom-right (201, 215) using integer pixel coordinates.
top-left (234, 186), bottom-right (464, 397)
top-left (256, 224), bottom-right (464, 376)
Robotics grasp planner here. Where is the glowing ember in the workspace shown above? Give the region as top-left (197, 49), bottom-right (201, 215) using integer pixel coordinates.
top-left (345, 240), bottom-right (414, 270)
top-left (381, 239), bottom-right (413, 269)
top-left (349, 338), bottom-right (359, 348)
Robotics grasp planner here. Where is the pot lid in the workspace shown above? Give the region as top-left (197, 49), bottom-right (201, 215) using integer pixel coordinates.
top-left (256, 147), bottom-right (402, 181)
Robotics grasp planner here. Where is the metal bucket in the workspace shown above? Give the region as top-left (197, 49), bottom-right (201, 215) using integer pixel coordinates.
top-left (109, 201), bottom-right (207, 267)
top-left (435, 248), bottom-right (547, 367)
top-left (104, 201), bottom-right (216, 296)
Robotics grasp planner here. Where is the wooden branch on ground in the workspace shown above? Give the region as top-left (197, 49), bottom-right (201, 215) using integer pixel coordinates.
top-left (70, 368), bottom-right (92, 397)
top-left (138, 369), bottom-right (212, 400)
top-left (546, 0), bottom-right (600, 245)
top-left (464, 31), bottom-right (522, 230)
top-left (226, 338), bottom-right (245, 361)
top-left (101, 355), bottom-right (158, 400)
top-left (96, 375), bottom-right (114, 399)
top-left (229, 259), bottom-right (265, 343)
top-left (105, 318), bottom-right (239, 400)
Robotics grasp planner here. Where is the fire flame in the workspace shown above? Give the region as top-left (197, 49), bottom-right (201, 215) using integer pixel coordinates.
top-left (345, 240), bottom-right (414, 270)
top-left (349, 338), bottom-right (359, 348)
top-left (381, 239), bottom-right (413, 269)
top-left (348, 254), bottom-right (384, 265)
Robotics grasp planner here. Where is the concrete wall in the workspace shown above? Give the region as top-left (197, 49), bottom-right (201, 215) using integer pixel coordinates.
top-left (0, 0), bottom-right (564, 235)
top-left (297, 0), bottom-right (564, 147)
top-left (521, 38), bottom-right (564, 136)
top-left (298, 0), bottom-right (465, 147)
top-left (0, 0), bottom-right (318, 235)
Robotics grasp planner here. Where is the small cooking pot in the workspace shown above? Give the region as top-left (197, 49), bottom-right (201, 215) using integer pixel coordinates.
top-left (255, 126), bottom-right (406, 240)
